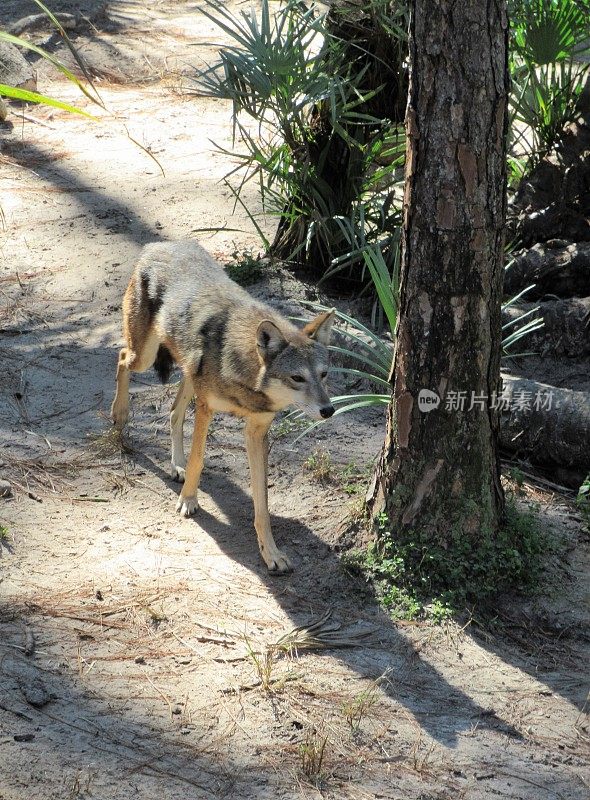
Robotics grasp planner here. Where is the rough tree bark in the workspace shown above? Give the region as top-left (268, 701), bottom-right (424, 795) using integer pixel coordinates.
top-left (367, 1), bottom-right (509, 546)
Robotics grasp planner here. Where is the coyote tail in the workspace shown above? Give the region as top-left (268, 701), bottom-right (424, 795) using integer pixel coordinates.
top-left (153, 344), bottom-right (174, 384)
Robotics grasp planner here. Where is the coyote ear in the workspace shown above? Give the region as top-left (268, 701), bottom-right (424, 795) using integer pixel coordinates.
top-left (302, 309), bottom-right (335, 346)
top-left (256, 319), bottom-right (287, 362)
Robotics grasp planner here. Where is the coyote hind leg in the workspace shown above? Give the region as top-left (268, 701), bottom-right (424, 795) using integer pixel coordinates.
top-left (170, 376), bottom-right (194, 482)
top-left (111, 347), bottom-right (132, 430)
top-left (111, 330), bottom-right (160, 430)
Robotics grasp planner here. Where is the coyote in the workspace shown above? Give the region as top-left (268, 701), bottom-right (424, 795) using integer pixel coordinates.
top-left (111, 241), bottom-right (335, 573)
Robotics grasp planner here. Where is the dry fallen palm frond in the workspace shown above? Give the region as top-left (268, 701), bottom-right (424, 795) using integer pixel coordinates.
top-left (271, 609), bottom-right (374, 655)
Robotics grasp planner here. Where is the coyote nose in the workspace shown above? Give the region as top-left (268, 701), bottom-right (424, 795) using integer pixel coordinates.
top-left (320, 405), bottom-right (335, 419)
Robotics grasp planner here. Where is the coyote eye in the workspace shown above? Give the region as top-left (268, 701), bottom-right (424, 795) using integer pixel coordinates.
top-left (321, 371), bottom-right (328, 379)
top-left (291, 375), bottom-right (305, 383)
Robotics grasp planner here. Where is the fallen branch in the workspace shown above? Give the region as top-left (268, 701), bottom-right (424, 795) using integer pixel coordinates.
top-left (505, 241), bottom-right (590, 299)
top-left (516, 204), bottom-right (590, 248)
top-left (502, 297), bottom-right (590, 356)
top-left (500, 374), bottom-right (590, 486)
top-left (8, 13), bottom-right (77, 36)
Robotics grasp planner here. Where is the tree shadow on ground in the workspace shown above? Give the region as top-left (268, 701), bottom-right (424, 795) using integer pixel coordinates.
top-left (2, 310), bottom-right (587, 714)
top-left (1, 140), bottom-right (162, 246)
top-left (107, 390), bottom-right (590, 717)
top-left (1, 129), bottom-right (587, 789)
top-left (0, 639), bottom-right (260, 799)
top-left (0, 1), bottom-right (206, 87)
top-left (0, 332), bottom-right (522, 750)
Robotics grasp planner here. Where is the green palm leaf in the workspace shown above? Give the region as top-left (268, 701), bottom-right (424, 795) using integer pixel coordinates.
top-left (0, 84), bottom-right (95, 117)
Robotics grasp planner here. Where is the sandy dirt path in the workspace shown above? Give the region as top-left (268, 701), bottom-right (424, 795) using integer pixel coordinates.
top-left (1, 3), bottom-right (589, 799)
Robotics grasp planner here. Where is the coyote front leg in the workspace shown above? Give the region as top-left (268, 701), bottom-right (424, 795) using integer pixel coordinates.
top-left (244, 414), bottom-right (292, 574)
top-left (176, 398), bottom-right (212, 517)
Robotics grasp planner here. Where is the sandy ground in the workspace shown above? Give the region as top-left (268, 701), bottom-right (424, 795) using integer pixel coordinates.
top-left (1, 3), bottom-right (589, 799)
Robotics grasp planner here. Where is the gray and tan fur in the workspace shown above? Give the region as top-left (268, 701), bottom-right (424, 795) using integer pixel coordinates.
top-left (111, 240), bottom-right (335, 573)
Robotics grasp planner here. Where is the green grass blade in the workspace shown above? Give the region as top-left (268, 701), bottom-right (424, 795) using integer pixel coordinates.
top-left (327, 345), bottom-right (391, 378)
top-left (0, 84), bottom-right (96, 117)
top-left (502, 305), bottom-right (541, 330)
top-left (29, 0), bottom-right (103, 106)
top-left (300, 301), bottom-right (390, 353)
top-left (223, 180), bottom-right (270, 250)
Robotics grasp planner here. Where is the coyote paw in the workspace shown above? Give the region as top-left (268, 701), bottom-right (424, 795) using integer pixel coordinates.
top-left (110, 405), bottom-right (128, 431)
top-left (171, 464), bottom-right (186, 482)
top-left (264, 548), bottom-right (293, 574)
top-left (176, 495), bottom-right (198, 517)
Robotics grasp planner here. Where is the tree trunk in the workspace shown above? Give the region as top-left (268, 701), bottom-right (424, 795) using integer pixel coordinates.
top-left (270, 0), bottom-right (408, 274)
top-left (368, 1), bottom-right (508, 557)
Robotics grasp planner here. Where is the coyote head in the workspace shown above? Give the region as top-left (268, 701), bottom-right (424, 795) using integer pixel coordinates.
top-left (256, 310), bottom-right (335, 420)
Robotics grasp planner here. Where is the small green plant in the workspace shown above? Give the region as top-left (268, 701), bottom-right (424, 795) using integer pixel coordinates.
top-left (270, 413), bottom-right (309, 441)
top-left (343, 497), bottom-right (546, 619)
top-left (243, 636), bottom-right (277, 692)
top-left (304, 454), bottom-right (372, 492)
top-left (507, 465), bottom-right (526, 491)
top-left (344, 540), bottom-right (423, 620)
top-left (303, 449), bottom-right (333, 483)
top-left (426, 598), bottom-right (454, 625)
top-left (506, 152), bottom-right (529, 191)
top-left (225, 247), bottom-right (265, 285)
top-left (299, 727), bottom-right (329, 784)
top-left (380, 585), bottom-right (422, 620)
top-left (341, 676), bottom-right (383, 731)
top-left (193, 0), bottom-right (407, 275)
top-left (0, 525), bottom-right (8, 541)
top-left (339, 461), bottom-right (373, 496)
